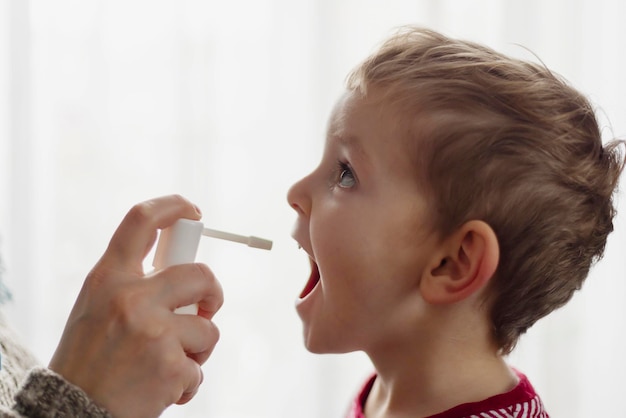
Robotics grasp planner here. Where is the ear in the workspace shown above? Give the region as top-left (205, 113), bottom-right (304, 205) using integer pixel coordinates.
top-left (421, 220), bottom-right (499, 304)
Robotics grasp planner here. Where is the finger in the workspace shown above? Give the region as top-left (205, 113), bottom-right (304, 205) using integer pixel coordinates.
top-left (176, 359), bottom-right (203, 405)
top-left (102, 195), bottom-right (202, 271)
top-left (155, 263), bottom-right (224, 318)
top-left (174, 315), bottom-right (220, 361)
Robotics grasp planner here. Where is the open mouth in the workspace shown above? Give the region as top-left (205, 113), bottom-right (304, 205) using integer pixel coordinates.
top-left (299, 258), bottom-right (320, 299)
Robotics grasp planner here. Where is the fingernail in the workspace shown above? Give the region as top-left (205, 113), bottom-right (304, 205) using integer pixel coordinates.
top-left (194, 204), bottom-right (202, 216)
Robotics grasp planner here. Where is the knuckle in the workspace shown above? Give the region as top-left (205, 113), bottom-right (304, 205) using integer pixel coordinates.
top-left (109, 283), bottom-right (150, 329)
top-left (84, 265), bottom-right (109, 289)
top-left (202, 319), bottom-right (221, 350)
top-left (175, 364), bottom-right (202, 405)
top-left (170, 194), bottom-right (188, 206)
top-left (158, 353), bottom-right (190, 389)
top-left (196, 264), bottom-right (222, 295)
top-left (194, 264), bottom-right (223, 306)
top-left (126, 201), bottom-right (156, 227)
top-left (208, 322), bottom-right (221, 345)
top-left (199, 317), bottom-right (220, 342)
top-left (193, 262), bottom-right (214, 281)
top-left (197, 264), bottom-right (224, 316)
top-left (155, 356), bottom-right (188, 404)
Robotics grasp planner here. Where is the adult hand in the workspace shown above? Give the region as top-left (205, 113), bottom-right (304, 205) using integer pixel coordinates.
top-left (49, 195), bottom-right (223, 418)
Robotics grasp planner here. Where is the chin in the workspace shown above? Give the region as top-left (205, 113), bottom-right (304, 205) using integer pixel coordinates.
top-left (303, 342), bottom-right (328, 354)
top-left (301, 326), bottom-right (356, 354)
top-left (304, 341), bottom-right (342, 355)
top-left (300, 325), bottom-right (326, 354)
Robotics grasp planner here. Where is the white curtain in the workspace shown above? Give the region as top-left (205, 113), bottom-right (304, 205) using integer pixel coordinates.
top-left (0, 1), bottom-right (624, 417)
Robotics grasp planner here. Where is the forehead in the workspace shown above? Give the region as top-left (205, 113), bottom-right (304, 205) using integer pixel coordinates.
top-left (327, 90), bottom-right (385, 135)
top-left (325, 89), bottom-right (416, 167)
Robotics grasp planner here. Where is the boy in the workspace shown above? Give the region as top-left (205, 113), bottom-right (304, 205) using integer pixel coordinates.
top-left (287, 27), bottom-right (625, 417)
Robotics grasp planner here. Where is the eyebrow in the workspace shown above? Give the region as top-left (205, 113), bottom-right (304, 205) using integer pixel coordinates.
top-left (326, 113), bottom-right (368, 163)
top-left (335, 134), bottom-right (368, 166)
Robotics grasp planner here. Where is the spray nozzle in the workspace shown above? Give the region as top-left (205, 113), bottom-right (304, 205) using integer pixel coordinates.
top-left (153, 219), bottom-right (272, 270)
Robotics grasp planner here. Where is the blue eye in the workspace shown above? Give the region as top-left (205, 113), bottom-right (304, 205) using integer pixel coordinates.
top-left (337, 162), bottom-right (356, 188)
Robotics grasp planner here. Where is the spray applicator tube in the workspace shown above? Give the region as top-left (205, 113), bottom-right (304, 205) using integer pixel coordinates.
top-left (152, 219), bottom-right (272, 314)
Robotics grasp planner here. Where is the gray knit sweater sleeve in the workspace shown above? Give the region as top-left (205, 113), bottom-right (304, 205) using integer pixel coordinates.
top-left (0, 313), bottom-right (111, 418)
top-left (3, 368), bottom-right (111, 418)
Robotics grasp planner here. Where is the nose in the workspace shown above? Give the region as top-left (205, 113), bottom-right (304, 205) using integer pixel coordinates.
top-left (287, 174), bottom-right (312, 216)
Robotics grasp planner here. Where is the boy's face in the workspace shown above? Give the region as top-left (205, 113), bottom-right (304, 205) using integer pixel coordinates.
top-left (288, 89), bottom-right (440, 354)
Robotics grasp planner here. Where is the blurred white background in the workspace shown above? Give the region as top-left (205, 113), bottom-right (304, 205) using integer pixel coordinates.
top-left (0, 1), bottom-right (624, 417)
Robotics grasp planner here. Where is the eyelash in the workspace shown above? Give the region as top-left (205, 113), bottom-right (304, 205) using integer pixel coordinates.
top-left (335, 161), bottom-right (357, 189)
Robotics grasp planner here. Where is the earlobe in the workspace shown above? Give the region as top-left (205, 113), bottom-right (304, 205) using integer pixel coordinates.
top-left (421, 220), bottom-right (499, 304)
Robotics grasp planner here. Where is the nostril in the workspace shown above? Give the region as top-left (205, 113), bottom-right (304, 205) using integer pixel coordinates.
top-left (287, 185), bottom-right (304, 214)
top-left (290, 202), bottom-right (304, 215)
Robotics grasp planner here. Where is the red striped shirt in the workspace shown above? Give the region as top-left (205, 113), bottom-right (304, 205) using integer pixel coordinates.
top-left (346, 370), bottom-right (549, 418)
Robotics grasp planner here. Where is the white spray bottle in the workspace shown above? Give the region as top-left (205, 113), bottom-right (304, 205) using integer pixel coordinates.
top-left (152, 218), bottom-right (272, 314)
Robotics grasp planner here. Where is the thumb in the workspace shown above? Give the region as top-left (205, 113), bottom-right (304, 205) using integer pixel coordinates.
top-left (100, 195), bottom-right (202, 274)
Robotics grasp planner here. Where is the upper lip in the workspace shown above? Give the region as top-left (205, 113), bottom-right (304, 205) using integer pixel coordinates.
top-left (291, 228), bottom-right (314, 260)
top-left (296, 241), bottom-right (315, 263)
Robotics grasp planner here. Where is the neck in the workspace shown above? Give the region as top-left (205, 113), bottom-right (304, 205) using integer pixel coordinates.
top-left (364, 313), bottom-right (518, 418)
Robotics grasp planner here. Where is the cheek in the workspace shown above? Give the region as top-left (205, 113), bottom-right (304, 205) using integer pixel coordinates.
top-left (312, 220), bottom-right (373, 299)
top-left (313, 225), bottom-right (401, 309)
top-left (310, 200), bottom-right (428, 303)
